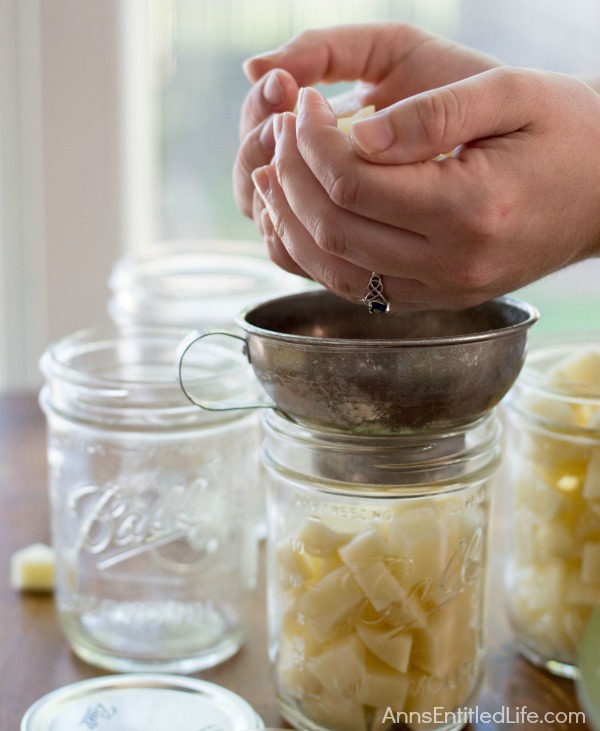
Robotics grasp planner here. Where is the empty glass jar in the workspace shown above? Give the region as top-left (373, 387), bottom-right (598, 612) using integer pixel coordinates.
top-left (39, 325), bottom-right (260, 673)
top-left (107, 239), bottom-right (310, 331)
top-left (107, 239), bottom-right (313, 539)
top-left (262, 409), bottom-right (501, 731)
top-left (504, 332), bottom-right (600, 678)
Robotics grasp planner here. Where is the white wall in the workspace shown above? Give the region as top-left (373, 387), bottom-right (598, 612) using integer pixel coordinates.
top-left (0, 0), bottom-right (153, 391)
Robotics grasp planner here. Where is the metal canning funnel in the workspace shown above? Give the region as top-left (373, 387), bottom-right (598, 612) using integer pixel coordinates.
top-left (178, 290), bottom-right (538, 434)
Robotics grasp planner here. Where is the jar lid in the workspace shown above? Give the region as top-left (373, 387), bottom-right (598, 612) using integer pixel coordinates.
top-left (21, 674), bottom-right (265, 731)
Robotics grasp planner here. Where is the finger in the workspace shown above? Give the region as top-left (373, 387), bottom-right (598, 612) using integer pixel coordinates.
top-left (350, 67), bottom-right (535, 164)
top-left (243, 24), bottom-right (502, 112)
top-left (273, 105), bottom-right (432, 279)
top-left (252, 190), bottom-right (267, 235)
top-left (284, 95), bottom-right (501, 308)
top-left (239, 68), bottom-right (299, 141)
top-left (235, 69), bottom-right (299, 219)
top-left (243, 23), bottom-right (428, 87)
top-left (261, 208), bottom-right (311, 280)
top-left (296, 86), bottom-right (446, 232)
top-left (252, 163), bottom-right (431, 311)
top-left (234, 122), bottom-right (276, 218)
top-left (253, 190), bottom-right (306, 277)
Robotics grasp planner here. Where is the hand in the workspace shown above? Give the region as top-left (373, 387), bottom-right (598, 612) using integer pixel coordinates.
top-left (252, 69), bottom-right (600, 311)
top-left (233, 23), bottom-right (502, 274)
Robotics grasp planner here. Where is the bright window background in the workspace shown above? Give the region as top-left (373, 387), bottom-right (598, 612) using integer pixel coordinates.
top-left (152, 0), bottom-right (600, 336)
top-left (0, 0), bottom-right (598, 391)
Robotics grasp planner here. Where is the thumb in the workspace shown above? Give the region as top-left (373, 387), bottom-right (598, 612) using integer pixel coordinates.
top-left (350, 67), bottom-right (532, 164)
top-left (243, 36), bottom-right (330, 87)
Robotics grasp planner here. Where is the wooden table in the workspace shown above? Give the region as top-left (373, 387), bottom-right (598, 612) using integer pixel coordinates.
top-left (0, 393), bottom-right (591, 730)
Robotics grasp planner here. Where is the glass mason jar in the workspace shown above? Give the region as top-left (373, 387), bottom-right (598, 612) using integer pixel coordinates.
top-left (107, 239), bottom-right (312, 331)
top-left (504, 333), bottom-right (600, 678)
top-left (107, 239), bottom-right (314, 539)
top-left (39, 325), bottom-right (260, 673)
top-left (262, 410), bottom-right (501, 731)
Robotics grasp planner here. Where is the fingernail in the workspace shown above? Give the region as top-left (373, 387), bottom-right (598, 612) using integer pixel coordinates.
top-left (273, 113), bottom-right (284, 141)
top-left (242, 51), bottom-right (281, 79)
top-left (263, 72), bottom-right (284, 106)
top-left (252, 167), bottom-right (271, 200)
top-left (297, 86), bottom-right (306, 108)
top-left (258, 118), bottom-right (274, 148)
top-left (351, 114), bottom-right (394, 154)
top-left (260, 207), bottom-right (274, 236)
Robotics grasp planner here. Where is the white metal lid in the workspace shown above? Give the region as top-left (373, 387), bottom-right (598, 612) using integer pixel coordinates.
top-left (22, 674), bottom-right (265, 731)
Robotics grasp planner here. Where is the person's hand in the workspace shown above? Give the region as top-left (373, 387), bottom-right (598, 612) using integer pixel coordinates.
top-left (233, 22), bottom-right (502, 273)
top-left (251, 69), bottom-right (600, 311)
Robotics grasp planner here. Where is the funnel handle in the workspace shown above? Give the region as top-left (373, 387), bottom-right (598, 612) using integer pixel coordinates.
top-left (176, 329), bottom-right (276, 413)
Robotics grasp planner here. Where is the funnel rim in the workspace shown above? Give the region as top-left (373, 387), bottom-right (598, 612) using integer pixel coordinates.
top-left (237, 292), bottom-right (539, 348)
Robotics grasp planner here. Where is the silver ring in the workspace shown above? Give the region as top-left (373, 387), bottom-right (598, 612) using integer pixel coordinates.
top-left (361, 272), bottom-right (389, 313)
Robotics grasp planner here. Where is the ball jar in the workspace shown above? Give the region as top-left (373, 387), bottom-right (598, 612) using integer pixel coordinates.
top-left (39, 325), bottom-right (259, 673)
top-left (107, 239), bottom-right (311, 331)
top-left (504, 333), bottom-right (600, 677)
top-left (262, 410), bottom-right (501, 731)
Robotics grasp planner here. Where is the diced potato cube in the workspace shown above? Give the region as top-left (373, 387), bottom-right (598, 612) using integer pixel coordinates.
top-left (550, 349), bottom-right (600, 386)
top-left (527, 609), bottom-right (572, 658)
top-left (575, 509), bottom-right (600, 540)
top-left (336, 105), bottom-right (376, 135)
top-left (297, 518), bottom-right (351, 558)
top-left (307, 634), bottom-right (365, 695)
top-left (583, 449), bottom-right (600, 501)
top-left (356, 622), bottom-right (412, 673)
top-left (566, 575), bottom-right (600, 606)
top-left (513, 469), bottom-right (563, 520)
top-left (278, 611), bottom-right (323, 699)
top-left (10, 543), bottom-right (55, 593)
top-left (411, 594), bottom-right (478, 676)
top-left (297, 566), bottom-right (364, 642)
top-left (275, 538), bottom-right (315, 591)
top-left (526, 437), bottom-right (588, 491)
top-left (513, 511), bottom-right (541, 563)
top-left (387, 507), bottom-right (449, 587)
top-left (516, 560), bottom-right (566, 614)
top-left (522, 394), bottom-right (576, 426)
top-left (384, 591), bottom-right (428, 630)
top-left (590, 407), bottom-right (600, 429)
top-left (581, 542), bottom-right (600, 584)
top-left (356, 667), bottom-right (409, 709)
top-left (278, 661), bottom-right (321, 700)
top-left (353, 561), bottom-right (406, 612)
top-left (536, 522), bottom-right (580, 560)
top-left (339, 529), bottom-right (387, 571)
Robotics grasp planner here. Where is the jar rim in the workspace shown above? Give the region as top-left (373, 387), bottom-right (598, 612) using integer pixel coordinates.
top-left (517, 331), bottom-right (600, 401)
top-left (39, 324), bottom-right (257, 428)
top-left (505, 331), bottom-right (600, 435)
top-left (107, 238), bottom-right (309, 327)
top-left (262, 409), bottom-right (501, 493)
